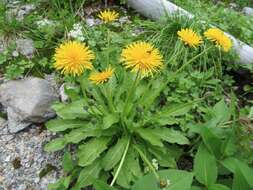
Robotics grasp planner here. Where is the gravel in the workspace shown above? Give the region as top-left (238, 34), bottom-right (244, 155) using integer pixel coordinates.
top-left (0, 125), bottom-right (62, 190)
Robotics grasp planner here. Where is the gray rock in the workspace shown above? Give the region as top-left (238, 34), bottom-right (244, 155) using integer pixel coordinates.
top-left (7, 107), bottom-right (31, 133)
top-left (0, 117), bottom-right (6, 128)
top-left (16, 4), bottom-right (35, 21)
top-left (242, 7), bottom-right (253, 16)
top-left (16, 38), bottom-right (35, 58)
top-left (229, 3), bottom-right (237, 9)
top-left (119, 16), bottom-right (131, 24)
top-left (85, 17), bottom-right (102, 27)
top-left (0, 77), bottom-right (59, 133)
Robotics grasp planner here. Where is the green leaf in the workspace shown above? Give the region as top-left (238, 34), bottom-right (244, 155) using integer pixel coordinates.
top-left (232, 168), bottom-right (251, 190)
top-left (212, 99), bottom-right (230, 125)
top-left (136, 128), bottom-right (163, 147)
top-left (116, 147), bottom-right (142, 188)
top-left (48, 176), bottom-right (71, 190)
top-left (64, 128), bottom-right (100, 144)
top-left (62, 151), bottom-right (74, 173)
top-left (103, 114), bottom-right (119, 129)
top-left (148, 146), bottom-right (177, 168)
top-left (0, 54), bottom-right (7, 64)
top-left (75, 160), bottom-right (102, 188)
top-left (77, 137), bottom-right (110, 167)
top-left (153, 128), bottom-right (189, 145)
top-left (102, 136), bottom-right (128, 171)
top-left (132, 169), bottom-right (193, 190)
top-left (46, 119), bottom-right (86, 132)
top-left (54, 100), bottom-right (89, 119)
top-left (190, 186), bottom-right (202, 190)
top-left (190, 124), bottom-right (222, 158)
top-left (222, 157), bottom-right (253, 187)
top-left (44, 137), bottom-right (66, 152)
top-left (208, 184), bottom-right (230, 190)
top-left (194, 143), bottom-right (217, 186)
top-left (93, 180), bottom-right (117, 190)
top-left (158, 102), bottom-right (194, 117)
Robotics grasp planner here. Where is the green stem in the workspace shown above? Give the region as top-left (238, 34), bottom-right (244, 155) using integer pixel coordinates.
top-left (133, 145), bottom-right (160, 181)
top-left (122, 72), bottom-right (140, 116)
top-left (106, 28), bottom-right (110, 67)
top-left (110, 136), bottom-right (131, 186)
top-left (104, 85), bottom-right (115, 112)
top-left (79, 75), bottom-right (88, 101)
top-left (175, 46), bottom-right (213, 74)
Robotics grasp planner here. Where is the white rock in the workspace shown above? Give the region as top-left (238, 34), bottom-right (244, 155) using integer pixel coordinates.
top-left (242, 7), bottom-right (253, 16)
top-left (85, 17), bottom-right (102, 27)
top-left (0, 117), bottom-right (6, 128)
top-left (0, 77), bottom-right (59, 133)
top-left (16, 38), bottom-right (35, 59)
top-left (59, 84), bottom-right (68, 102)
top-left (16, 4), bottom-right (35, 21)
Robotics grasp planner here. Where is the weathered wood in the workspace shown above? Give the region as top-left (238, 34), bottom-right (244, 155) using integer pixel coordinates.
top-left (127, 0), bottom-right (253, 64)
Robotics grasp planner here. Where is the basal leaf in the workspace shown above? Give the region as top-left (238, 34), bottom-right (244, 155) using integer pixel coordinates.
top-left (77, 137), bottom-right (110, 167)
top-left (75, 159), bottom-right (102, 189)
top-left (153, 128), bottom-right (189, 145)
top-left (93, 179), bottom-right (117, 190)
top-left (132, 169), bottom-right (193, 190)
top-left (46, 119), bottom-right (86, 132)
top-left (65, 128), bottom-right (100, 144)
top-left (136, 128), bottom-right (163, 147)
top-left (158, 102), bottom-right (194, 117)
top-left (103, 114), bottom-right (119, 129)
top-left (222, 157), bottom-right (253, 188)
top-left (116, 147), bottom-right (142, 188)
top-left (194, 143), bottom-right (217, 186)
top-left (54, 100), bottom-right (89, 119)
top-left (62, 151), bottom-right (74, 173)
top-left (208, 184), bottom-right (230, 190)
top-left (44, 137), bottom-right (66, 152)
top-left (102, 136), bottom-right (128, 171)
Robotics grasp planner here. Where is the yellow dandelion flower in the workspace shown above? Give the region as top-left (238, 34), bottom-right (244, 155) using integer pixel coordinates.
top-left (177, 28), bottom-right (203, 48)
top-left (204, 28), bottom-right (232, 52)
top-left (89, 66), bottom-right (114, 85)
top-left (98, 10), bottom-right (119, 23)
top-left (121, 41), bottom-right (163, 77)
top-left (54, 41), bottom-right (95, 76)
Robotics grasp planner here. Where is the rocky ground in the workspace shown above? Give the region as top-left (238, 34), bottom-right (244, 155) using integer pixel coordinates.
top-left (0, 124), bottom-right (62, 190)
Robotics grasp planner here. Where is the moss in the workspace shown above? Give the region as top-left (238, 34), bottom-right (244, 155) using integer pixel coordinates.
top-left (39, 163), bottom-right (58, 179)
top-left (12, 157), bottom-right (22, 169)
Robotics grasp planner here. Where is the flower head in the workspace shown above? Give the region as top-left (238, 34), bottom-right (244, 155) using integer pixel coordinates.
top-left (177, 28), bottom-right (203, 48)
top-left (98, 10), bottom-right (119, 23)
top-left (204, 28), bottom-right (232, 52)
top-left (89, 66), bottom-right (114, 85)
top-left (54, 41), bottom-right (95, 76)
top-left (121, 41), bottom-right (163, 77)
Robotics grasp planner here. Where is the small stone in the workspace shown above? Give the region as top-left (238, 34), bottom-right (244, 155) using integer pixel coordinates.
top-left (16, 38), bottom-right (35, 59)
top-left (4, 155), bottom-right (11, 162)
top-left (12, 50), bottom-right (19, 57)
top-left (229, 3), bottom-right (237, 9)
top-left (119, 16), bottom-right (130, 24)
top-left (16, 4), bottom-right (35, 21)
top-left (242, 7), bottom-right (253, 16)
